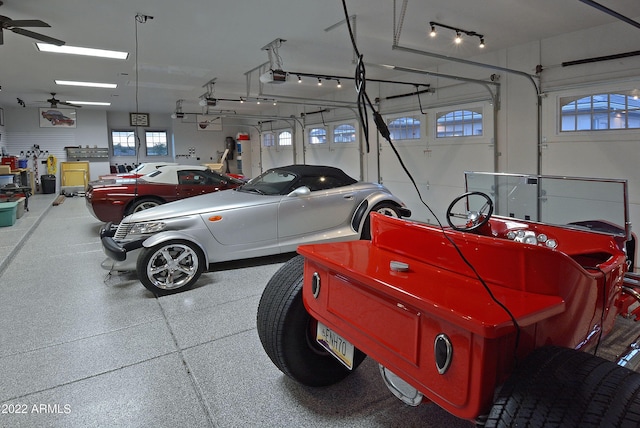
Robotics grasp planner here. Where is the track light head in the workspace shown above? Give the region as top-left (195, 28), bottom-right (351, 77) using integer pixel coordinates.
top-left (429, 21), bottom-right (485, 48)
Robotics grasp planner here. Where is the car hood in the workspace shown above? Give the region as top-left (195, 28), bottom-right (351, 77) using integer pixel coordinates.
top-left (123, 189), bottom-right (276, 223)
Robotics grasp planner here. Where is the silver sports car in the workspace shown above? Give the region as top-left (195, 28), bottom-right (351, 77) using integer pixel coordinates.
top-left (100, 164), bottom-right (411, 295)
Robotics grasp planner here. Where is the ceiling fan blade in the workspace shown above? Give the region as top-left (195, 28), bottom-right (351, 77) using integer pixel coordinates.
top-left (11, 28), bottom-right (64, 45)
top-left (59, 101), bottom-right (82, 108)
top-left (5, 19), bottom-right (50, 28)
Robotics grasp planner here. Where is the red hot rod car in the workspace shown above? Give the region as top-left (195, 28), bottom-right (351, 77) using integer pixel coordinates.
top-left (258, 172), bottom-right (640, 427)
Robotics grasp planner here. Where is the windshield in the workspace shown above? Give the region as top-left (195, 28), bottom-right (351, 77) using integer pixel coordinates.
top-left (238, 169), bottom-right (299, 195)
top-left (465, 172), bottom-right (630, 239)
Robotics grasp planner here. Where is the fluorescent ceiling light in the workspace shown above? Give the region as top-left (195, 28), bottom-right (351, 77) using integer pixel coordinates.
top-left (55, 80), bottom-right (117, 89)
top-left (36, 43), bottom-right (129, 60)
top-left (67, 101), bottom-right (112, 106)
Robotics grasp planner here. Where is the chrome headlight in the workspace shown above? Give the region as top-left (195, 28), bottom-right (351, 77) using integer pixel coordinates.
top-left (128, 222), bottom-right (166, 235)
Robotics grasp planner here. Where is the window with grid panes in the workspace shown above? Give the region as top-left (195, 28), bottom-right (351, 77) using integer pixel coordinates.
top-left (145, 131), bottom-right (168, 156)
top-left (112, 130), bottom-right (136, 156)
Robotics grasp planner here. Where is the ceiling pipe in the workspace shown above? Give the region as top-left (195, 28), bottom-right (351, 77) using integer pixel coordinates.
top-left (562, 50), bottom-right (640, 67)
top-left (578, 0), bottom-right (640, 31)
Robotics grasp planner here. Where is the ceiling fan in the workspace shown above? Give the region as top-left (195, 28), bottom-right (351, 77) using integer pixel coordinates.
top-left (46, 93), bottom-right (81, 108)
top-left (0, 1), bottom-right (65, 46)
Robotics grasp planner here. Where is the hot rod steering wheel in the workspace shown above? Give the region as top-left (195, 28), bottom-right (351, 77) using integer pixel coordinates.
top-left (446, 191), bottom-right (494, 232)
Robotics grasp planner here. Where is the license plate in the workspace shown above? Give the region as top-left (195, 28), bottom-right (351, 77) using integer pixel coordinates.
top-left (316, 321), bottom-right (355, 370)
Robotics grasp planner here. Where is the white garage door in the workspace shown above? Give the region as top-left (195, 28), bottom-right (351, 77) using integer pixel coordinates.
top-left (260, 130), bottom-right (295, 172)
top-left (540, 86), bottom-right (640, 273)
top-left (379, 103), bottom-right (495, 224)
top-left (304, 122), bottom-right (362, 180)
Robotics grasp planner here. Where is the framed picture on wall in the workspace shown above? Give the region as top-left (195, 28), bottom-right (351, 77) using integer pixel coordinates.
top-left (39, 107), bottom-right (77, 128)
top-left (196, 114), bottom-right (222, 131)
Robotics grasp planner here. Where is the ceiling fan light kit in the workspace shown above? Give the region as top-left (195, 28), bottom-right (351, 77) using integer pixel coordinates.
top-left (46, 93), bottom-right (82, 109)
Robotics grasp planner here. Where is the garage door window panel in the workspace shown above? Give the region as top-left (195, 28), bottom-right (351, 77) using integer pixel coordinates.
top-left (278, 131), bottom-right (293, 147)
top-left (560, 93), bottom-right (640, 132)
top-left (262, 132), bottom-right (275, 148)
top-left (436, 109), bottom-right (483, 138)
top-left (308, 127), bottom-right (327, 145)
top-left (388, 116), bottom-right (421, 141)
top-left (333, 124), bottom-right (356, 144)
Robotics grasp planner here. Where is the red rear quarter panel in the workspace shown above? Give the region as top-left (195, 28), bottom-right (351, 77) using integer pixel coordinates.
top-left (300, 213), bottom-right (626, 419)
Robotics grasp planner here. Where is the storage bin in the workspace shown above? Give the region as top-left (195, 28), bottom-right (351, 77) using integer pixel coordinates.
top-left (0, 201), bottom-right (18, 227)
top-left (15, 197), bottom-right (25, 219)
top-left (1, 156), bottom-right (17, 170)
top-left (18, 159), bottom-right (28, 169)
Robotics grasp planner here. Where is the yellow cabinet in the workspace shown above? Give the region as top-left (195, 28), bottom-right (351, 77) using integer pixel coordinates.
top-left (60, 161), bottom-right (90, 189)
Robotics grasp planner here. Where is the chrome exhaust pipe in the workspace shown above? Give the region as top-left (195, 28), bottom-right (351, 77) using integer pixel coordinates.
top-left (617, 338), bottom-right (640, 371)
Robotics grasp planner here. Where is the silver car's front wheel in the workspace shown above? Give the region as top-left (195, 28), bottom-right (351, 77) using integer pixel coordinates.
top-left (361, 202), bottom-right (401, 240)
top-left (136, 240), bottom-right (205, 295)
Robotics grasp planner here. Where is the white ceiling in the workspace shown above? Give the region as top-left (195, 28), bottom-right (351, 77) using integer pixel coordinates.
top-left (1, 0), bottom-right (639, 118)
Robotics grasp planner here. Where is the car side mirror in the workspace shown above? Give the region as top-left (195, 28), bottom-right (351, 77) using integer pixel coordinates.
top-left (288, 186), bottom-right (311, 197)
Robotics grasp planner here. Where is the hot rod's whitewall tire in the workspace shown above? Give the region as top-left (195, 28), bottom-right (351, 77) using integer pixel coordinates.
top-left (257, 255), bottom-right (366, 386)
top-left (485, 346), bottom-right (640, 427)
top-left (136, 240), bottom-right (204, 295)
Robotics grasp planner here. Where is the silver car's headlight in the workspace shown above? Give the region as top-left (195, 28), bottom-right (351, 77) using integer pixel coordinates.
top-left (128, 222), bottom-right (166, 235)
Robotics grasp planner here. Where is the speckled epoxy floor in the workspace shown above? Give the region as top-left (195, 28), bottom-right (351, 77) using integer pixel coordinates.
top-left (0, 195), bottom-right (476, 427)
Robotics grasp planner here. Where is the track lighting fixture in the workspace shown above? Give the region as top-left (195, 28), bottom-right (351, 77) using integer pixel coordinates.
top-left (297, 75), bottom-right (302, 83)
top-left (317, 78), bottom-right (322, 86)
top-left (336, 80), bottom-right (342, 88)
top-left (429, 21), bottom-right (485, 48)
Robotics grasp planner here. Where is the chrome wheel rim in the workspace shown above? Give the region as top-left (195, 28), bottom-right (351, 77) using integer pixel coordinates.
top-left (146, 243), bottom-right (199, 290)
top-left (134, 201), bottom-right (159, 212)
top-left (376, 206), bottom-right (399, 217)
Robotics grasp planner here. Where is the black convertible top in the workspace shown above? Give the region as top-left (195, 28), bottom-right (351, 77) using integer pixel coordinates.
top-left (272, 164), bottom-right (357, 185)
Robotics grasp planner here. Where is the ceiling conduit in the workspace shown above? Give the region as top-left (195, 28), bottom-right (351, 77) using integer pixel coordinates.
top-left (562, 1), bottom-right (640, 67)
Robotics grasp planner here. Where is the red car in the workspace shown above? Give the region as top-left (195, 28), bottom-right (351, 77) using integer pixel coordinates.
top-left (86, 165), bottom-right (244, 223)
top-left (258, 171), bottom-right (640, 427)
top-left (41, 109), bottom-right (75, 126)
